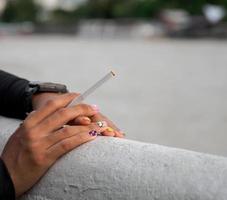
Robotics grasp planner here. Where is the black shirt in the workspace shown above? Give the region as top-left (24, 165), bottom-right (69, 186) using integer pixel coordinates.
top-left (0, 70), bottom-right (32, 200)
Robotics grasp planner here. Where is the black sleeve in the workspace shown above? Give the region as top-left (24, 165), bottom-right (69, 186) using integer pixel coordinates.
top-left (0, 158), bottom-right (15, 200)
top-left (0, 70), bottom-right (33, 119)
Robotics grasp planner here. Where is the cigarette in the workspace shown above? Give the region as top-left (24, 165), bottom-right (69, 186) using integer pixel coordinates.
top-left (68, 71), bottom-right (116, 107)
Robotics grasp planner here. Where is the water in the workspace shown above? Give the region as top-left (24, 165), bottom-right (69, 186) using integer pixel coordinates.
top-left (1, 35), bottom-right (227, 156)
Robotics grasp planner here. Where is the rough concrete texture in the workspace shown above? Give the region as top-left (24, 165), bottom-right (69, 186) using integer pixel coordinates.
top-left (1, 117), bottom-right (227, 200)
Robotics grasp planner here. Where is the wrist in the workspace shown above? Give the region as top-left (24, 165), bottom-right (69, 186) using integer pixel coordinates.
top-left (32, 92), bottom-right (63, 110)
top-left (27, 81), bottom-right (68, 111)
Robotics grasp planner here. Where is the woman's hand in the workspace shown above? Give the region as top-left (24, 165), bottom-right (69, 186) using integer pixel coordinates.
top-left (1, 93), bottom-right (108, 197)
top-left (32, 92), bottom-right (125, 138)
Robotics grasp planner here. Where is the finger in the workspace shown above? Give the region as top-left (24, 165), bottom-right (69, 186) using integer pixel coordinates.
top-left (37, 104), bottom-right (99, 134)
top-left (43, 123), bottom-right (106, 149)
top-left (102, 127), bottom-right (115, 137)
top-left (47, 130), bottom-right (98, 161)
top-left (91, 114), bottom-right (124, 138)
top-left (100, 125), bottom-right (124, 137)
top-left (91, 113), bottom-right (120, 131)
top-left (114, 131), bottom-right (125, 138)
top-left (71, 116), bottom-right (91, 125)
top-left (23, 93), bottom-right (77, 129)
top-left (102, 130), bottom-right (124, 138)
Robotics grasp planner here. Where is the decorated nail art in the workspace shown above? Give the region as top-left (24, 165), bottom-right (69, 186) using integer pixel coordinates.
top-left (89, 130), bottom-right (97, 136)
top-left (97, 121), bottom-right (107, 128)
top-left (106, 127), bottom-right (114, 132)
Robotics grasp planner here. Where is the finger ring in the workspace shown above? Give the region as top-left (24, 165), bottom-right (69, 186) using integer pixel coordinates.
top-left (97, 121), bottom-right (107, 128)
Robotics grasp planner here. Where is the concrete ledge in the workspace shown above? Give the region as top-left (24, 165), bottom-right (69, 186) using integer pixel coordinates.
top-left (1, 117), bottom-right (227, 200)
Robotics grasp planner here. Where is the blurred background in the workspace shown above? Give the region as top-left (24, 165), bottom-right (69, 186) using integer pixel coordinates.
top-left (0, 0), bottom-right (227, 156)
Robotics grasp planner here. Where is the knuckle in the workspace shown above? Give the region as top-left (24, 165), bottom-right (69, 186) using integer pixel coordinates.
top-left (60, 141), bottom-right (71, 152)
top-left (76, 104), bottom-right (89, 114)
top-left (32, 153), bottom-right (46, 166)
top-left (23, 128), bottom-right (37, 141)
top-left (62, 126), bottom-right (71, 135)
top-left (46, 99), bottom-right (59, 109)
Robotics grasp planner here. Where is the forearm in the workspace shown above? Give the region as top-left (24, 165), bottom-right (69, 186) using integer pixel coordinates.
top-left (0, 70), bottom-right (32, 119)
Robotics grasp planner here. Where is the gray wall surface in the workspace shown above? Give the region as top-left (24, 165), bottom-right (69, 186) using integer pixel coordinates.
top-left (1, 117), bottom-right (227, 200)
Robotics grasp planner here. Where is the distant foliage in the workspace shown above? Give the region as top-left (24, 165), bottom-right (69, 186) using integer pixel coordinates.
top-left (1, 0), bottom-right (227, 23)
top-left (1, 0), bottom-right (39, 23)
top-left (50, 9), bottom-right (75, 24)
top-left (71, 0), bottom-right (227, 19)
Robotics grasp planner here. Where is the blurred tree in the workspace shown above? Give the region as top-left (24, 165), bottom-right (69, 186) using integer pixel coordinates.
top-left (72, 0), bottom-right (227, 19)
top-left (0, 1), bottom-right (17, 22)
top-left (3, 0), bottom-right (226, 23)
top-left (73, 0), bottom-right (118, 19)
top-left (51, 8), bottom-right (74, 24)
top-left (158, 0), bottom-right (227, 15)
top-left (1, 0), bottom-right (39, 23)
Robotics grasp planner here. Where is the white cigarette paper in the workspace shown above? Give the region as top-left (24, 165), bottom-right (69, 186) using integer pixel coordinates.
top-left (68, 71), bottom-right (116, 107)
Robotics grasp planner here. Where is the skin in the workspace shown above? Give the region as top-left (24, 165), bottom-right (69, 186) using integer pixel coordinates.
top-left (1, 93), bottom-right (122, 197)
top-left (32, 92), bottom-right (124, 138)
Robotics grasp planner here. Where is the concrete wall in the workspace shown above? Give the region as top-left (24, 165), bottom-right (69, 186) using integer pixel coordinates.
top-left (1, 116), bottom-right (227, 200)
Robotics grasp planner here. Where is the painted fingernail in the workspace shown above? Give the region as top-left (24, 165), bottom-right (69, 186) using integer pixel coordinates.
top-left (89, 130), bottom-right (97, 137)
top-left (97, 121), bottom-right (107, 128)
top-left (106, 127), bottom-right (114, 132)
top-left (91, 104), bottom-right (99, 112)
top-left (119, 130), bottom-right (126, 137)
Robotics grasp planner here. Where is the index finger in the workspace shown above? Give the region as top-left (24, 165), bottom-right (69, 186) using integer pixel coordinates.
top-left (23, 93), bottom-right (77, 129)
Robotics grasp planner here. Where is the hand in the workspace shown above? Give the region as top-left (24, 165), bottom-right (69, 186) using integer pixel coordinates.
top-left (32, 93), bottom-right (125, 138)
top-left (86, 113), bottom-right (125, 138)
top-left (1, 93), bottom-right (108, 197)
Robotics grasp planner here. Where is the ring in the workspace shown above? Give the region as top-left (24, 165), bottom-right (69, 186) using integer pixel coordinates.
top-left (97, 121), bottom-right (107, 128)
top-left (97, 121), bottom-right (103, 128)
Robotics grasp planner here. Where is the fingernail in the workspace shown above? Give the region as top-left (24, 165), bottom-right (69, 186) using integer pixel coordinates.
top-left (89, 130), bottom-right (97, 137)
top-left (83, 117), bottom-right (91, 122)
top-left (119, 130), bottom-right (126, 137)
top-left (91, 104), bottom-right (99, 112)
top-left (106, 127), bottom-right (114, 132)
top-left (97, 121), bottom-right (107, 128)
